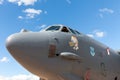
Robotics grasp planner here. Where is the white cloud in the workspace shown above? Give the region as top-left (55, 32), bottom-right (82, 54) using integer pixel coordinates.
top-left (66, 0), bottom-right (71, 4)
top-left (0, 74), bottom-right (39, 80)
top-left (95, 31), bottom-right (105, 38)
top-left (0, 0), bottom-right (3, 4)
top-left (87, 30), bottom-right (106, 38)
top-left (0, 57), bottom-right (9, 63)
top-left (99, 8), bottom-right (114, 14)
top-left (99, 8), bottom-right (114, 18)
top-left (8, 0), bottom-right (37, 6)
top-left (23, 8), bottom-right (42, 19)
top-left (18, 16), bottom-right (23, 19)
top-left (87, 34), bottom-right (94, 38)
top-left (24, 8), bottom-right (41, 14)
top-left (94, 30), bottom-right (105, 38)
top-left (8, 0), bottom-right (16, 3)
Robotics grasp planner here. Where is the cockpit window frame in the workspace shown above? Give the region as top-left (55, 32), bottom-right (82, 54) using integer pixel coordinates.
top-left (68, 28), bottom-right (81, 35)
top-left (68, 28), bottom-right (77, 34)
top-left (74, 30), bottom-right (81, 35)
top-left (44, 25), bottom-right (82, 35)
top-left (45, 26), bottom-right (61, 31)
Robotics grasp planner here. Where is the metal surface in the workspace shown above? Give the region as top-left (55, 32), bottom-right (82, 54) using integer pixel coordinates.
top-left (6, 25), bottom-right (120, 80)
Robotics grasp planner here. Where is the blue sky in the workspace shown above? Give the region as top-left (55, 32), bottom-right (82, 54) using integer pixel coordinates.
top-left (0, 0), bottom-right (120, 80)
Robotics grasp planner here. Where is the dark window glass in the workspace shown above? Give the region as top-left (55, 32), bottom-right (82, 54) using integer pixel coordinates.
top-left (74, 30), bottom-right (81, 35)
top-left (46, 26), bottom-right (60, 31)
top-left (69, 28), bottom-right (76, 34)
top-left (61, 27), bottom-right (69, 32)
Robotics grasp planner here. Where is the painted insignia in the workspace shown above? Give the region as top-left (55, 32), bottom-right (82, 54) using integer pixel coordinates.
top-left (69, 36), bottom-right (79, 50)
top-left (90, 46), bottom-right (95, 56)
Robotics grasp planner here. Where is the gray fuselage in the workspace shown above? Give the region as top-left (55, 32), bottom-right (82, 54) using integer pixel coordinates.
top-left (6, 25), bottom-right (120, 80)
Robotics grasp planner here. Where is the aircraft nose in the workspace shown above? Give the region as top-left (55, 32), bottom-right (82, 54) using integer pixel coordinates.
top-left (6, 34), bottom-right (20, 54)
top-left (6, 34), bottom-right (16, 49)
top-left (6, 32), bottom-right (50, 75)
top-left (6, 32), bottom-right (49, 57)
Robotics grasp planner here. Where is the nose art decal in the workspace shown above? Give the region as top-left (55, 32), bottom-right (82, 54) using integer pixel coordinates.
top-left (69, 36), bottom-right (79, 50)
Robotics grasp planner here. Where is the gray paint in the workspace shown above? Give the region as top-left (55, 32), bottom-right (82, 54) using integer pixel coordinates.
top-left (6, 25), bottom-right (120, 80)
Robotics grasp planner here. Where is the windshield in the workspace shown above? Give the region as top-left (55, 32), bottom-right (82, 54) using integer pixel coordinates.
top-left (69, 28), bottom-right (76, 34)
top-left (74, 30), bottom-right (81, 35)
top-left (69, 28), bottom-right (81, 35)
top-left (46, 26), bottom-right (60, 31)
top-left (61, 26), bottom-right (69, 32)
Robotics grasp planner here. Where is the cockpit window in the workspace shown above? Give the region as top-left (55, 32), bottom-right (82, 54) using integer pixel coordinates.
top-left (74, 30), bottom-right (81, 35)
top-left (61, 27), bottom-right (69, 32)
top-left (69, 28), bottom-right (76, 34)
top-left (45, 25), bottom-right (81, 35)
top-left (46, 26), bottom-right (60, 31)
top-left (69, 28), bottom-right (81, 35)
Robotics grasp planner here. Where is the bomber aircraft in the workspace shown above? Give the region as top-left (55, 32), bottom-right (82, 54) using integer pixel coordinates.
top-left (6, 24), bottom-right (120, 80)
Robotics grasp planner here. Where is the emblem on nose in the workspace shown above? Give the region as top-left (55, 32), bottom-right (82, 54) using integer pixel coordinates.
top-left (69, 36), bottom-right (79, 50)
top-left (90, 46), bottom-right (95, 56)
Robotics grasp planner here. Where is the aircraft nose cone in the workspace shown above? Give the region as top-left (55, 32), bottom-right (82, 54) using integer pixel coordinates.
top-left (6, 34), bottom-right (19, 54)
top-left (6, 32), bottom-right (49, 57)
top-left (6, 34), bottom-right (15, 49)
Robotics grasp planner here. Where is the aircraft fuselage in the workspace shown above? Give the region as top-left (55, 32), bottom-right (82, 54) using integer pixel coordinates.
top-left (6, 25), bottom-right (120, 80)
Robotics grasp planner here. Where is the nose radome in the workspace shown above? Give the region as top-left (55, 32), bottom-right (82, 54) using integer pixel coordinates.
top-left (6, 32), bottom-right (51, 76)
top-left (6, 34), bottom-right (20, 53)
top-left (6, 33), bottom-right (33, 54)
top-left (6, 32), bottom-right (49, 56)
top-left (6, 33), bottom-right (31, 51)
